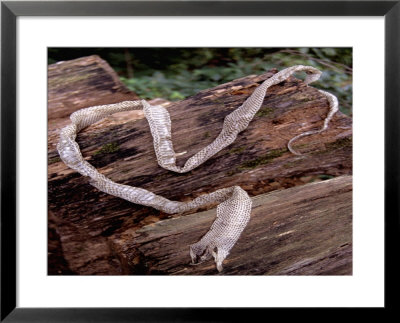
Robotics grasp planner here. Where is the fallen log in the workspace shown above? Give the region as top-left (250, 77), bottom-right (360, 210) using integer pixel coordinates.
top-left (48, 54), bottom-right (139, 123)
top-left (112, 175), bottom-right (352, 275)
top-left (47, 55), bottom-right (142, 154)
top-left (47, 56), bottom-right (352, 275)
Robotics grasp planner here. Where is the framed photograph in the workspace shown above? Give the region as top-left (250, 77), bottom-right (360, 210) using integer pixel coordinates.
top-left (1, 0), bottom-right (398, 321)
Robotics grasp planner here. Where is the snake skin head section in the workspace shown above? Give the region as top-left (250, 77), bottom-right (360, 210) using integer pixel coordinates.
top-left (56, 66), bottom-right (339, 272)
top-left (301, 66), bottom-right (322, 84)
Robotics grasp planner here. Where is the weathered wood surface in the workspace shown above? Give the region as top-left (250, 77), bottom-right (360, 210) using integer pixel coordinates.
top-left (48, 56), bottom-right (352, 275)
top-left (47, 55), bottom-right (143, 155)
top-left (48, 55), bottom-right (139, 123)
top-left (112, 175), bottom-right (352, 275)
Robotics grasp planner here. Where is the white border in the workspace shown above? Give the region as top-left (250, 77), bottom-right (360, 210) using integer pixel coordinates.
top-left (17, 17), bottom-right (384, 307)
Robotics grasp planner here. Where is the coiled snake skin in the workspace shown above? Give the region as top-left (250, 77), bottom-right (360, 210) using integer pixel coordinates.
top-left (57, 65), bottom-right (339, 272)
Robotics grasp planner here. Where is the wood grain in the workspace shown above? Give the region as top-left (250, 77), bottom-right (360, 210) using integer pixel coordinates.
top-left (47, 57), bottom-right (352, 275)
top-left (111, 175), bottom-right (352, 275)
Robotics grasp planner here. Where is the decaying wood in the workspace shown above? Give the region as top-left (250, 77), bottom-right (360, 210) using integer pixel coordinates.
top-left (48, 56), bottom-right (352, 275)
top-left (112, 175), bottom-right (352, 275)
top-left (47, 55), bottom-right (142, 154)
top-left (48, 55), bottom-right (138, 123)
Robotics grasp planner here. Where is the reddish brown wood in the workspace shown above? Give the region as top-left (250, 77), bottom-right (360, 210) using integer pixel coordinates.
top-left (112, 175), bottom-right (352, 275)
top-left (47, 58), bottom-right (352, 275)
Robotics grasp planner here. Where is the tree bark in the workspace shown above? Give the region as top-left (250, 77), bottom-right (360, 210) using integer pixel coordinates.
top-left (48, 55), bottom-right (352, 275)
top-left (113, 175), bottom-right (352, 275)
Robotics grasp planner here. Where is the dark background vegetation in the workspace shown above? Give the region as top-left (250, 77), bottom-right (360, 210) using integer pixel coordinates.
top-left (48, 48), bottom-right (352, 115)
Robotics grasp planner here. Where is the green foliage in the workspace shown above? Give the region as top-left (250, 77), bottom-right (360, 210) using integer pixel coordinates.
top-left (48, 47), bottom-right (352, 115)
top-left (119, 48), bottom-right (352, 115)
top-left (267, 48), bottom-right (352, 115)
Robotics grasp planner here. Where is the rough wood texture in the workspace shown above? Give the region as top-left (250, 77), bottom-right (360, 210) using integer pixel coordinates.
top-left (48, 57), bottom-right (352, 275)
top-left (112, 175), bottom-right (352, 275)
top-left (48, 55), bottom-right (142, 154)
top-left (48, 55), bottom-right (138, 123)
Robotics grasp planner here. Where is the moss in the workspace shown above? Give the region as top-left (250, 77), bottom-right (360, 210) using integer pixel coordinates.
top-left (238, 148), bottom-right (288, 170)
top-left (313, 136), bottom-right (352, 155)
top-left (225, 148), bottom-right (287, 176)
top-left (93, 142), bottom-right (120, 156)
top-left (203, 131), bottom-right (211, 139)
top-left (226, 169), bottom-right (240, 176)
top-left (255, 106), bottom-right (274, 117)
top-left (49, 73), bottom-right (95, 88)
top-left (48, 156), bottom-right (61, 164)
top-left (325, 136), bottom-right (352, 150)
top-left (290, 142), bottom-right (309, 149)
top-left (228, 146), bottom-right (246, 154)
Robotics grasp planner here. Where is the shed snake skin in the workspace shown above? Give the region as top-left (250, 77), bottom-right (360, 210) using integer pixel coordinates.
top-left (57, 65), bottom-right (339, 272)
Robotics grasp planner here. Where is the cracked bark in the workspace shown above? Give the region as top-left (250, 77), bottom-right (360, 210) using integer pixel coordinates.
top-left (48, 55), bottom-right (352, 275)
top-left (112, 176), bottom-right (352, 275)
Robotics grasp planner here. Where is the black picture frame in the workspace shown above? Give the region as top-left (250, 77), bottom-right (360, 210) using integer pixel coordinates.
top-left (1, 0), bottom-right (398, 321)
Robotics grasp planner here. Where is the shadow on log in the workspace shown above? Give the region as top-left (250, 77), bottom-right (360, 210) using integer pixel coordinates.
top-left (47, 55), bottom-right (352, 275)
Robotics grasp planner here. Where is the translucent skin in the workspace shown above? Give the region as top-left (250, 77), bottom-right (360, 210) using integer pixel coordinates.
top-left (57, 65), bottom-right (339, 271)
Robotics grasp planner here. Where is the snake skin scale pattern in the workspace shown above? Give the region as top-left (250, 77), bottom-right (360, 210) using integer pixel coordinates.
top-left (57, 65), bottom-right (339, 272)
